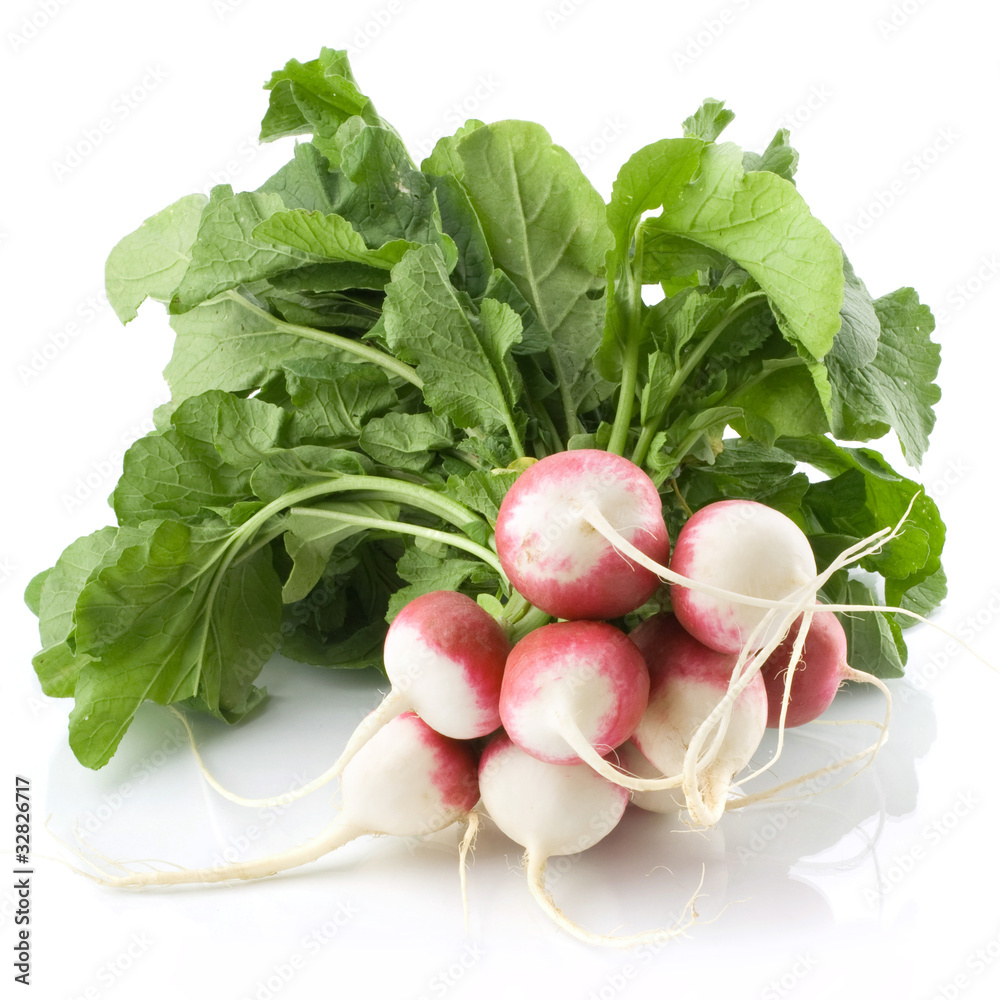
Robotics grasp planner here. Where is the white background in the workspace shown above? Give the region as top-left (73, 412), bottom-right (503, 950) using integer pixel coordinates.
top-left (2, 0), bottom-right (999, 997)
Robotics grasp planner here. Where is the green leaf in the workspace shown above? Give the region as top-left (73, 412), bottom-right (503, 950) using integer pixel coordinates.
top-left (444, 120), bottom-right (614, 423)
top-left (820, 574), bottom-right (906, 678)
top-left (786, 437), bottom-right (945, 590)
top-left (256, 142), bottom-right (338, 212)
top-left (253, 208), bottom-right (417, 269)
top-left (164, 292), bottom-right (350, 402)
top-left (826, 283), bottom-right (940, 465)
top-left (249, 447), bottom-right (370, 503)
top-left (427, 174), bottom-right (494, 298)
top-left (281, 359), bottom-right (398, 446)
top-left (106, 194), bottom-right (208, 323)
top-left (742, 129), bottom-right (799, 183)
top-left (282, 500), bottom-right (399, 603)
top-left (329, 125), bottom-right (447, 250)
top-left (172, 187), bottom-right (312, 312)
top-left (113, 391), bottom-right (262, 524)
top-left (444, 469), bottom-right (517, 526)
top-left (359, 411), bottom-right (454, 472)
top-left (29, 528), bottom-right (118, 698)
top-left (260, 47), bottom-right (387, 159)
top-left (682, 99), bottom-right (735, 142)
top-left (381, 244), bottom-right (524, 446)
top-left (641, 141), bottom-right (844, 360)
top-left (69, 520), bottom-right (283, 768)
top-left (385, 545), bottom-right (498, 621)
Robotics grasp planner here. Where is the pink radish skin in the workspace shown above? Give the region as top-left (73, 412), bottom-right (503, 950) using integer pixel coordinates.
top-left (670, 499), bottom-right (817, 654)
top-left (382, 589), bottom-right (510, 739)
top-left (202, 590), bottom-right (508, 808)
top-left (630, 613), bottom-right (766, 826)
top-left (760, 610), bottom-right (850, 728)
top-left (499, 620), bottom-right (650, 766)
top-left (85, 713), bottom-right (480, 888)
top-left (494, 449), bottom-right (670, 620)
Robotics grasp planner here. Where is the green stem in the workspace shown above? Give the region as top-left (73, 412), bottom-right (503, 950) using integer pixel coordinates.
top-left (287, 508), bottom-right (506, 579)
top-left (224, 291), bottom-right (423, 388)
top-left (631, 291), bottom-right (768, 468)
top-left (607, 245), bottom-right (645, 457)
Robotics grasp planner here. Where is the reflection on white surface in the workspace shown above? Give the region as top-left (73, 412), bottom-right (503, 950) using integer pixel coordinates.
top-left (43, 657), bottom-right (938, 960)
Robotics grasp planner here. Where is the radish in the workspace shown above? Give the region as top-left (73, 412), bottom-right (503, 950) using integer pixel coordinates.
top-left (629, 612), bottom-right (767, 827)
top-left (614, 741), bottom-right (684, 815)
top-left (760, 609), bottom-right (853, 728)
top-left (478, 733), bottom-right (696, 947)
top-left (669, 500), bottom-right (817, 655)
top-left (498, 620), bottom-right (650, 773)
top-left (79, 712), bottom-right (480, 888)
top-left (494, 449), bottom-right (671, 620)
top-left (185, 590), bottom-right (509, 808)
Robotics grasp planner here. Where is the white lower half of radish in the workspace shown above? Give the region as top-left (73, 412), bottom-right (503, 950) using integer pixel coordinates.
top-left (479, 734), bottom-right (629, 857)
top-left (499, 620), bottom-right (649, 767)
top-left (382, 590), bottom-right (509, 740)
top-left (82, 713), bottom-right (480, 888)
top-left (615, 741), bottom-right (683, 815)
top-left (670, 500), bottom-right (817, 654)
top-left (383, 620), bottom-right (501, 740)
top-left (632, 672), bottom-right (766, 826)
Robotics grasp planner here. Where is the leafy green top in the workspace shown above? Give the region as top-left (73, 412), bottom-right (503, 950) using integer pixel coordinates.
top-left (27, 49), bottom-right (944, 768)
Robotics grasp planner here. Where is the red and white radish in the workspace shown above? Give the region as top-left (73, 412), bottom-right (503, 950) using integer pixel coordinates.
top-left (187, 590), bottom-right (509, 808)
top-left (614, 741), bottom-right (684, 815)
top-left (494, 449), bottom-right (671, 620)
top-left (499, 620), bottom-right (649, 773)
top-left (669, 500), bottom-right (817, 655)
top-left (760, 609), bottom-right (852, 729)
top-left (629, 612), bottom-right (767, 827)
top-left (478, 733), bottom-right (696, 947)
top-left (81, 712), bottom-right (480, 888)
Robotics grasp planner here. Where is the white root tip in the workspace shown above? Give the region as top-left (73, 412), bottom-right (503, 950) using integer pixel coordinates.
top-left (524, 851), bottom-right (702, 949)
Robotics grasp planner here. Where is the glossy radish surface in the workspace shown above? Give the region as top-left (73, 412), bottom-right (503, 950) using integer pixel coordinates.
top-left (629, 612), bottom-right (767, 826)
top-left (499, 620), bottom-right (649, 766)
top-left (494, 449), bottom-right (670, 620)
top-left (670, 499), bottom-right (817, 654)
top-left (760, 610), bottom-right (850, 728)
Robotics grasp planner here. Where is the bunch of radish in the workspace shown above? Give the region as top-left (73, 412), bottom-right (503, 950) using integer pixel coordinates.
top-left (77, 448), bottom-right (899, 947)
